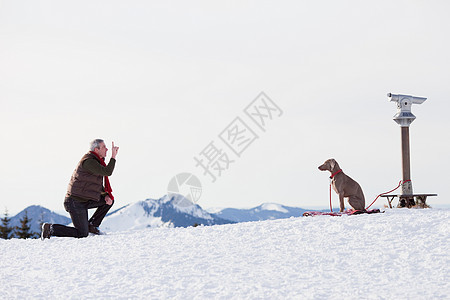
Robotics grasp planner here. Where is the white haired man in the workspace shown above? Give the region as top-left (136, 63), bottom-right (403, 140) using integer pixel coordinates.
top-left (41, 139), bottom-right (119, 239)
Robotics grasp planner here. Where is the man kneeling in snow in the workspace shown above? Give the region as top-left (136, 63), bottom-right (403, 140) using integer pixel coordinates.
top-left (41, 139), bottom-right (119, 239)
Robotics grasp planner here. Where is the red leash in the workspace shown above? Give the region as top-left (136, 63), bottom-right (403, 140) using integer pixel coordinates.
top-left (328, 170), bottom-right (410, 211)
top-left (329, 169), bottom-right (342, 212)
top-left (365, 179), bottom-right (411, 210)
top-left (329, 184), bottom-right (333, 212)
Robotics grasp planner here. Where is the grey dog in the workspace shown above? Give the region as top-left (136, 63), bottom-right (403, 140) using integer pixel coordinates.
top-left (318, 158), bottom-right (365, 212)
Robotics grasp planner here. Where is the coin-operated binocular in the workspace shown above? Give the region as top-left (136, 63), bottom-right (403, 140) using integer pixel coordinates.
top-left (388, 93), bottom-right (427, 127)
top-left (385, 92), bottom-right (436, 208)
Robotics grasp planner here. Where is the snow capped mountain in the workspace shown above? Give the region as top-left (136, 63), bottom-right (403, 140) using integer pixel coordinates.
top-left (212, 202), bottom-right (308, 222)
top-left (10, 205), bottom-right (71, 234)
top-left (259, 203), bottom-right (289, 213)
top-left (101, 194), bottom-right (234, 231)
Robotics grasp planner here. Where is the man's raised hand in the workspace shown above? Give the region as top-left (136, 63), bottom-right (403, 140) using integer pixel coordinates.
top-left (111, 141), bottom-right (119, 159)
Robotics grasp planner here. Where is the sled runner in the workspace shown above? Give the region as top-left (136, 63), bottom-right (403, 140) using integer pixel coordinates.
top-left (303, 209), bottom-right (382, 217)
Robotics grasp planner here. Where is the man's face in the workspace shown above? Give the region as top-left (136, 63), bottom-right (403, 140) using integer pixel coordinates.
top-left (95, 142), bottom-right (108, 158)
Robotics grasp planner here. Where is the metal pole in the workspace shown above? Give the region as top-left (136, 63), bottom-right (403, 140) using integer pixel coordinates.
top-left (400, 126), bottom-right (414, 206)
top-left (401, 127), bottom-right (411, 184)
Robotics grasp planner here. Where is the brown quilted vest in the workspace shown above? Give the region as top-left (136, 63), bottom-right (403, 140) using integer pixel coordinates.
top-left (67, 153), bottom-right (104, 201)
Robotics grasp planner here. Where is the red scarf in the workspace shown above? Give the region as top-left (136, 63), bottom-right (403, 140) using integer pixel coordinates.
top-left (90, 151), bottom-right (114, 201)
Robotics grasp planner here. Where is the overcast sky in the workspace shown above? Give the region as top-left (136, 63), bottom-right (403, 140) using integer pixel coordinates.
top-left (1, 0), bottom-right (449, 215)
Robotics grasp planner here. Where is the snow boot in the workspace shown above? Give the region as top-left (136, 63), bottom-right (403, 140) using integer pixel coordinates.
top-left (41, 223), bottom-right (53, 240)
top-left (88, 224), bottom-right (101, 235)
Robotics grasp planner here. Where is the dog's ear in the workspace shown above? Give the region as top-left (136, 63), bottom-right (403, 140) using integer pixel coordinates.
top-left (329, 159), bottom-right (336, 170)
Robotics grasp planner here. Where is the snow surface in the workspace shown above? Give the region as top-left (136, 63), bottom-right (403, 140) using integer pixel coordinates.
top-left (1, 209), bottom-right (449, 299)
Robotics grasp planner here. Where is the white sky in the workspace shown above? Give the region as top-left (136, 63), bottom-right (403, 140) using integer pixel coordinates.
top-left (1, 0), bottom-right (449, 215)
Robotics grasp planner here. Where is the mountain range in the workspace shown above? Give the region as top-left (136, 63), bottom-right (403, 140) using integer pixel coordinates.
top-left (7, 197), bottom-right (311, 234)
top-left (211, 203), bottom-right (308, 222)
top-left (10, 205), bottom-right (72, 234)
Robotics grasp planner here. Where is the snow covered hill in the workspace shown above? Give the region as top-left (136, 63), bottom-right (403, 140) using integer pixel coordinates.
top-left (10, 205), bottom-right (71, 234)
top-left (212, 202), bottom-right (308, 222)
top-left (2, 208), bottom-right (449, 299)
top-left (101, 194), bottom-right (233, 231)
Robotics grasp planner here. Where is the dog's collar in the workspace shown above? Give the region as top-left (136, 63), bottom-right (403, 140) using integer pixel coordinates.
top-left (330, 169), bottom-right (342, 179)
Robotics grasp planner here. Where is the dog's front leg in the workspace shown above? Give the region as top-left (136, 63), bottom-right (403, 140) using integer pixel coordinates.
top-left (339, 194), bottom-right (345, 212)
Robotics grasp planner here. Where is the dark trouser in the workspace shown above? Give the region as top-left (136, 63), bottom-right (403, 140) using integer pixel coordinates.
top-left (52, 196), bottom-right (114, 238)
